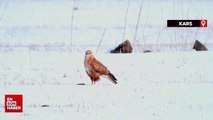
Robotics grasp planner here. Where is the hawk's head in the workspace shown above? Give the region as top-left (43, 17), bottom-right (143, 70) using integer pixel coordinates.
top-left (85, 50), bottom-right (93, 58)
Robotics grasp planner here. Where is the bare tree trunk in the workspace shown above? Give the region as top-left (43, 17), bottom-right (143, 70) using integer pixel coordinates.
top-left (70, 0), bottom-right (76, 53)
top-left (122, 0), bottom-right (130, 43)
top-left (0, 0), bottom-right (9, 23)
top-left (133, 0), bottom-right (144, 52)
top-left (96, 27), bottom-right (106, 53)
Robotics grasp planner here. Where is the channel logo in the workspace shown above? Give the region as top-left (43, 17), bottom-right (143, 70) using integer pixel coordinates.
top-left (167, 20), bottom-right (207, 27)
top-left (5, 94), bottom-right (23, 113)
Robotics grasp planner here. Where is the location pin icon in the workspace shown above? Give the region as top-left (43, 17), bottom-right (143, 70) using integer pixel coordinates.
top-left (201, 20), bottom-right (206, 27)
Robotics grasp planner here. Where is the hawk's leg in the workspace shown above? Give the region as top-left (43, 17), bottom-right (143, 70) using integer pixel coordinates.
top-left (91, 81), bottom-right (95, 85)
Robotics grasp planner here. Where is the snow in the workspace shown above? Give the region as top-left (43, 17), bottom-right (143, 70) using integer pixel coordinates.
top-left (0, 0), bottom-right (213, 119)
top-left (1, 51), bottom-right (213, 120)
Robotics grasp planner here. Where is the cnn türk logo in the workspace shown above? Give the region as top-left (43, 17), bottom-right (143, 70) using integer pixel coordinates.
top-left (5, 94), bottom-right (23, 113)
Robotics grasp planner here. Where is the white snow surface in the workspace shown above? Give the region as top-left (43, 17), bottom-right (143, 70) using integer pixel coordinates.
top-left (0, 51), bottom-right (213, 120)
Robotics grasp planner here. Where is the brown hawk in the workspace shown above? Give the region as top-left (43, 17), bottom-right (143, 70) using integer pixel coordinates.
top-left (84, 50), bottom-right (117, 84)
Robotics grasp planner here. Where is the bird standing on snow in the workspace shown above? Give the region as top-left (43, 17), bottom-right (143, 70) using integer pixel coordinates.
top-left (84, 50), bottom-right (117, 85)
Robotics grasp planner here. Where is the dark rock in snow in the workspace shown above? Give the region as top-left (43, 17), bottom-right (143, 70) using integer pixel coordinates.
top-left (41, 105), bottom-right (50, 107)
top-left (144, 50), bottom-right (152, 53)
top-left (77, 83), bottom-right (86, 85)
top-left (193, 40), bottom-right (208, 51)
top-left (110, 40), bottom-right (133, 53)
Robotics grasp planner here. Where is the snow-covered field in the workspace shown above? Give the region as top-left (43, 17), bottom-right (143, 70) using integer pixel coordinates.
top-left (0, 0), bottom-right (213, 119)
top-left (0, 51), bottom-right (213, 120)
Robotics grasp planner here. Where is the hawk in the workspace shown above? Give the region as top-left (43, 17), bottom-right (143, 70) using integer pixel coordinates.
top-left (84, 50), bottom-right (117, 84)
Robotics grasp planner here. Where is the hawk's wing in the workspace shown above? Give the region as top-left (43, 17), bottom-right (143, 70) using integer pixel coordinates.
top-left (90, 58), bottom-right (109, 74)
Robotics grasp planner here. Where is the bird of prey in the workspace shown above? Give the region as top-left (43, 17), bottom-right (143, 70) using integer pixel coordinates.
top-left (84, 50), bottom-right (117, 85)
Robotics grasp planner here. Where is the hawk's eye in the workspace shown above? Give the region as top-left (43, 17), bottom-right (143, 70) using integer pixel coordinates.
top-left (86, 50), bottom-right (91, 55)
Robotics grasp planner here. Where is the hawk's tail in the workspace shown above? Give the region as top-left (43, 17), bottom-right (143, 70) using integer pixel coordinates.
top-left (108, 72), bottom-right (117, 84)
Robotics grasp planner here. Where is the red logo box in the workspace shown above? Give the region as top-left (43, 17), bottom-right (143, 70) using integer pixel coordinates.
top-left (200, 20), bottom-right (207, 27)
top-left (5, 94), bottom-right (23, 113)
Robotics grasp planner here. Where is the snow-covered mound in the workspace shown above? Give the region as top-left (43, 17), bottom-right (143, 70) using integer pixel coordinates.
top-left (0, 51), bottom-right (213, 120)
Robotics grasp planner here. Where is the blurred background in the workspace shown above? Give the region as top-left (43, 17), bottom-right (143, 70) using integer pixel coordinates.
top-left (0, 0), bottom-right (212, 53)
